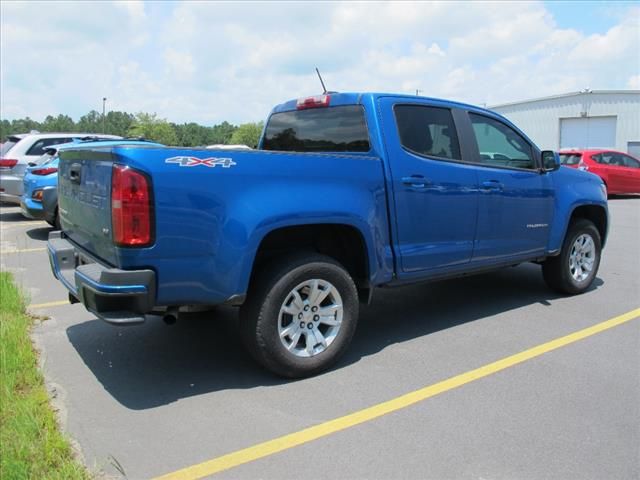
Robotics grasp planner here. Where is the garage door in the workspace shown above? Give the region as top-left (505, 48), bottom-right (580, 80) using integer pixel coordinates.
top-left (560, 116), bottom-right (616, 149)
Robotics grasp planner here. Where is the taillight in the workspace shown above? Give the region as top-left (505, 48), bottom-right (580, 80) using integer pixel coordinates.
top-left (0, 158), bottom-right (18, 168)
top-left (296, 95), bottom-right (330, 110)
top-left (31, 167), bottom-right (58, 176)
top-left (111, 164), bottom-right (153, 247)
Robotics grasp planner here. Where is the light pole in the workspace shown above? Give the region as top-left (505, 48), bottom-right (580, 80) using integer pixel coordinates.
top-left (102, 97), bottom-right (107, 133)
top-left (415, 89), bottom-right (422, 97)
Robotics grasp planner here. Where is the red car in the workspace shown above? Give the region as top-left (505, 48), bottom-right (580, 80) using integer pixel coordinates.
top-left (560, 149), bottom-right (640, 195)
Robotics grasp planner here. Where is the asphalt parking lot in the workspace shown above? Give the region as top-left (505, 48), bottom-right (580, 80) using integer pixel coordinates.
top-left (1, 199), bottom-right (639, 480)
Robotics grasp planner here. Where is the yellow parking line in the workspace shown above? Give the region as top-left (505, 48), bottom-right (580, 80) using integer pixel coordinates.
top-left (153, 307), bottom-right (640, 480)
top-left (29, 300), bottom-right (69, 309)
top-left (1, 247), bottom-right (47, 254)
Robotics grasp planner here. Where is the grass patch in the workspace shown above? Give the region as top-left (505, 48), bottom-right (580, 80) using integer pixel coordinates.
top-left (0, 271), bottom-right (88, 479)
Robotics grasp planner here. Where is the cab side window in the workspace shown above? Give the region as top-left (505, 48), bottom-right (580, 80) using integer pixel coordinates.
top-left (394, 105), bottom-right (461, 160)
top-left (469, 113), bottom-right (535, 169)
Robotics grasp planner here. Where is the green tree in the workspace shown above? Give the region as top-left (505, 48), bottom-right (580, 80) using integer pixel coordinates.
top-left (209, 121), bottom-right (237, 145)
top-left (0, 119), bottom-right (12, 141)
top-left (41, 114), bottom-right (75, 132)
top-left (229, 121), bottom-right (263, 148)
top-left (173, 122), bottom-right (211, 147)
top-left (76, 111), bottom-right (102, 133)
top-left (105, 111), bottom-right (135, 137)
top-left (10, 117), bottom-right (41, 135)
top-left (128, 112), bottom-right (178, 145)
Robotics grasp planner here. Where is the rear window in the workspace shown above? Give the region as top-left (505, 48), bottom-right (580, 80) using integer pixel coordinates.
top-left (0, 140), bottom-right (17, 156)
top-left (26, 138), bottom-right (73, 156)
top-left (560, 153), bottom-right (582, 165)
top-left (36, 152), bottom-right (56, 165)
top-left (262, 105), bottom-right (370, 152)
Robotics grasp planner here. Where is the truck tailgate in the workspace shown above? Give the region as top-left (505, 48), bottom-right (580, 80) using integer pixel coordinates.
top-left (58, 148), bottom-right (117, 265)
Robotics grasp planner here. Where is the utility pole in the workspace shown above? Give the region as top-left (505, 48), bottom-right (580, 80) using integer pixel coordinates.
top-left (102, 97), bottom-right (107, 133)
top-left (415, 89), bottom-right (422, 96)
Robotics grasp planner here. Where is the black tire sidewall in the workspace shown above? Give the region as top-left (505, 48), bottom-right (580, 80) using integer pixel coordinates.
top-left (252, 258), bottom-right (358, 377)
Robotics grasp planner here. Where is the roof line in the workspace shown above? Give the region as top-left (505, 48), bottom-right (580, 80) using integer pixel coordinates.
top-left (489, 90), bottom-right (640, 109)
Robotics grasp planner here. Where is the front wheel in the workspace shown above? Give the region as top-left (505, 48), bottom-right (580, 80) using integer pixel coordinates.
top-left (240, 253), bottom-right (359, 378)
top-left (542, 219), bottom-right (602, 294)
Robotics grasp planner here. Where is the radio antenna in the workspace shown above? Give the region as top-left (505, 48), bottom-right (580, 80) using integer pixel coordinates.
top-left (315, 67), bottom-right (328, 94)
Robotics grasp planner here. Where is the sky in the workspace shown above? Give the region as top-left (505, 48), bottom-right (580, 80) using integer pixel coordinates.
top-left (1, 0), bottom-right (638, 125)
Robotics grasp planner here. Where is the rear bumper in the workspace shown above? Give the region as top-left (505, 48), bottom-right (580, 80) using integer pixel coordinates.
top-left (0, 174), bottom-right (24, 204)
top-left (20, 198), bottom-right (46, 220)
top-left (0, 192), bottom-right (21, 204)
top-left (47, 231), bottom-right (156, 325)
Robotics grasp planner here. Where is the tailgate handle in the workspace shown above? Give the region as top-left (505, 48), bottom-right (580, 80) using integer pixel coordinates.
top-left (69, 163), bottom-right (82, 184)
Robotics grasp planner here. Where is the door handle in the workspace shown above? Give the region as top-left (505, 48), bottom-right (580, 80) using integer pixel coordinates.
top-left (69, 163), bottom-right (82, 184)
top-left (402, 175), bottom-right (429, 189)
top-left (480, 180), bottom-right (503, 191)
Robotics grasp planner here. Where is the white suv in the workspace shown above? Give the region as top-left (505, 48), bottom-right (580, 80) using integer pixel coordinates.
top-left (0, 133), bottom-right (121, 204)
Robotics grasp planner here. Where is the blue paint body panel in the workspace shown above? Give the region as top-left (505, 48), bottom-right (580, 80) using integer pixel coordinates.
top-left (21, 157), bottom-right (59, 219)
top-left (52, 93), bottom-right (608, 310)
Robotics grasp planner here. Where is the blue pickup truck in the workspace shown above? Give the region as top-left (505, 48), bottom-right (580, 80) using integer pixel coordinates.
top-left (48, 92), bottom-right (608, 377)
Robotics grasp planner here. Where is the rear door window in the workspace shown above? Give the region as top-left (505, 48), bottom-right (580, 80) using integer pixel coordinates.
top-left (26, 138), bottom-right (73, 156)
top-left (393, 105), bottom-right (461, 160)
top-left (469, 113), bottom-right (535, 169)
top-left (621, 154), bottom-right (640, 168)
top-left (606, 153), bottom-right (627, 167)
top-left (262, 105), bottom-right (370, 152)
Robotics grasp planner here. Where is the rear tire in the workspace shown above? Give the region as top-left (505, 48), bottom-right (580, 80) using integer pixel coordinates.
top-left (45, 209), bottom-right (60, 230)
top-left (542, 219), bottom-right (601, 294)
top-left (54, 209), bottom-right (61, 230)
top-left (240, 253), bottom-right (359, 378)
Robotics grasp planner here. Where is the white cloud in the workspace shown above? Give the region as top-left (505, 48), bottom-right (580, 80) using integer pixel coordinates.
top-left (164, 48), bottom-right (196, 79)
top-left (1, 1), bottom-right (638, 125)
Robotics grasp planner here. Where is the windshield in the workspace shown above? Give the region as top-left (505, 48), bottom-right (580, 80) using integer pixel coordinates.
top-left (0, 140), bottom-right (18, 156)
top-left (560, 153), bottom-right (582, 165)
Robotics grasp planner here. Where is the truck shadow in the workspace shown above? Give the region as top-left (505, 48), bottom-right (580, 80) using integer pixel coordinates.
top-left (66, 263), bottom-right (603, 410)
top-left (26, 226), bottom-right (53, 241)
top-left (0, 209), bottom-right (29, 222)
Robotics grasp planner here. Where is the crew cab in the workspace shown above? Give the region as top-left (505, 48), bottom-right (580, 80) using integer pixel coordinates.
top-left (47, 92), bottom-right (608, 377)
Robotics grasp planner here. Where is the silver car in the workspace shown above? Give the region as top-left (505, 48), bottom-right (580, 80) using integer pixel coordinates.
top-left (0, 132), bottom-right (121, 204)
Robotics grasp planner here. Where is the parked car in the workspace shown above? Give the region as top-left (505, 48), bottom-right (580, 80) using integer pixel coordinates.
top-left (0, 133), bottom-right (122, 204)
top-left (21, 139), bottom-right (163, 228)
top-left (560, 149), bottom-right (640, 195)
top-left (48, 92), bottom-right (608, 378)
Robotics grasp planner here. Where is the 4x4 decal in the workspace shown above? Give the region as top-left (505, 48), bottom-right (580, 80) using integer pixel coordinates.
top-left (165, 156), bottom-right (237, 168)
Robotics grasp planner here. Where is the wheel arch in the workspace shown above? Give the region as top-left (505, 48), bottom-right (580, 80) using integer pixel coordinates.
top-left (568, 204), bottom-right (608, 248)
top-left (246, 222), bottom-right (373, 302)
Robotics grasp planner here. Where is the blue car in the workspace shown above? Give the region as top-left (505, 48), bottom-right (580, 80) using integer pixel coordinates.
top-left (21, 139), bottom-right (163, 228)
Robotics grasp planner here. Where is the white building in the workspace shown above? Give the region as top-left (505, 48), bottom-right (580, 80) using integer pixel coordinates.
top-left (490, 90), bottom-right (640, 157)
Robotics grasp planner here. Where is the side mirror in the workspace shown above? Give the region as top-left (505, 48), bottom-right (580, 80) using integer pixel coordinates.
top-left (542, 150), bottom-right (560, 172)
